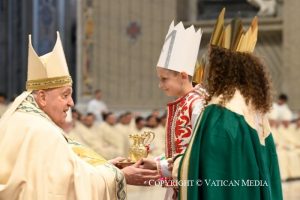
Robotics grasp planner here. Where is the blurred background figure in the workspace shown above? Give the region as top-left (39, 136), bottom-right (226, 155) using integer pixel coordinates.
top-left (247, 0), bottom-right (277, 16)
top-left (87, 89), bottom-right (108, 124)
top-left (269, 93), bottom-right (300, 185)
top-left (150, 109), bottom-right (160, 118)
top-left (115, 111), bottom-right (134, 136)
top-left (145, 115), bottom-right (159, 130)
top-left (133, 116), bottom-right (146, 134)
top-left (71, 108), bottom-right (82, 121)
top-left (269, 93), bottom-right (293, 128)
top-left (99, 112), bottom-right (128, 159)
top-left (82, 112), bottom-right (96, 128)
top-left (148, 112), bottom-right (166, 158)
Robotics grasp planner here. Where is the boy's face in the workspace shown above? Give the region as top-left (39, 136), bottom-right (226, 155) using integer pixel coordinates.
top-left (156, 67), bottom-right (183, 97)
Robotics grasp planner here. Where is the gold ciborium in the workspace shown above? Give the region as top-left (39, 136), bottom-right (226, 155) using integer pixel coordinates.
top-left (128, 131), bottom-right (155, 162)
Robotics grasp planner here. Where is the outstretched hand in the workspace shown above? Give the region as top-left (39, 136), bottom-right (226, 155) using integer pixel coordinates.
top-left (108, 157), bottom-right (127, 165)
top-left (121, 159), bottom-right (160, 186)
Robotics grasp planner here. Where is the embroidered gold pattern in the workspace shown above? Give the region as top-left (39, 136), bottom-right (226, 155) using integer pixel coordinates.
top-left (26, 76), bottom-right (72, 90)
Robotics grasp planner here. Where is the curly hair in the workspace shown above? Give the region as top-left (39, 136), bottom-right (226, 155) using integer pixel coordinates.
top-left (205, 45), bottom-right (273, 114)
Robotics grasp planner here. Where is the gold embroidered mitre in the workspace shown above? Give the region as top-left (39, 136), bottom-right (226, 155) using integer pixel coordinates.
top-left (193, 8), bottom-right (258, 84)
top-left (26, 32), bottom-right (72, 91)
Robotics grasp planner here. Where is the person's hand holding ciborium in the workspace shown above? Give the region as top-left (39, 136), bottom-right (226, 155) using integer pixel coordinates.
top-left (115, 131), bottom-right (155, 169)
top-left (113, 131), bottom-right (160, 186)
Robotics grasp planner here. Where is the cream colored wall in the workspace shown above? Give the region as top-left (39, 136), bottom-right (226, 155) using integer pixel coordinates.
top-left (77, 0), bottom-right (176, 110)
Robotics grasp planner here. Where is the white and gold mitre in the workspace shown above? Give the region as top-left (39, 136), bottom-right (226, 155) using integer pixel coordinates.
top-left (26, 32), bottom-right (72, 91)
top-left (157, 21), bottom-right (202, 76)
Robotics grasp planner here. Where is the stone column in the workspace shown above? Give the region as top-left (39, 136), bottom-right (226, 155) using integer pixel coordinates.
top-left (76, 0), bottom-right (95, 97)
top-left (282, 0), bottom-right (300, 109)
top-left (177, 0), bottom-right (198, 21)
top-left (188, 0), bottom-right (198, 21)
top-left (0, 0), bottom-right (33, 98)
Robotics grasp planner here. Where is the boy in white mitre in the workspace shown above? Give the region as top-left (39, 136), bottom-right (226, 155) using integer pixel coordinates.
top-left (141, 21), bottom-right (208, 199)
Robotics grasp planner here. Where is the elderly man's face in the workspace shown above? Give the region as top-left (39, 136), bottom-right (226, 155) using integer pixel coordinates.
top-left (35, 86), bottom-right (74, 127)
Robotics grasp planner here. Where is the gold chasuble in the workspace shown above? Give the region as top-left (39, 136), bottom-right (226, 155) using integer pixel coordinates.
top-left (0, 93), bottom-right (126, 200)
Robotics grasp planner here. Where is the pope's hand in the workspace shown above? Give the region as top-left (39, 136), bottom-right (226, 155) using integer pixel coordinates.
top-left (108, 157), bottom-right (127, 165)
top-left (122, 159), bottom-right (160, 186)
